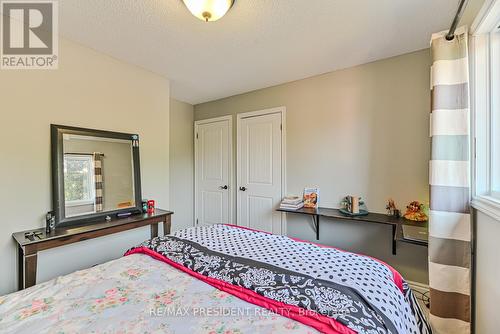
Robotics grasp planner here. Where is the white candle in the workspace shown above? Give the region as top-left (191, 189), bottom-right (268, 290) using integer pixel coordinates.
top-left (351, 196), bottom-right (360, 214)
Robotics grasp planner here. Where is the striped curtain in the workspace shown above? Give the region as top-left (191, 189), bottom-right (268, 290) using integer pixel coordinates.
top-left (429, 26), bottom-right (471, 334)
top-left (93, 152), bottom-right (104, 212)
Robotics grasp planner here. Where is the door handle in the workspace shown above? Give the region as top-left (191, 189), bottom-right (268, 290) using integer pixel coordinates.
top-left (219, 185), bottom-right (228, 190)
top-left (239, 186), bottom-right (247, 191)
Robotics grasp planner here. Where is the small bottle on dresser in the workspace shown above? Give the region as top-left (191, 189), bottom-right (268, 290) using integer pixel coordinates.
top-left (45, 211), bottom-right (55, 234)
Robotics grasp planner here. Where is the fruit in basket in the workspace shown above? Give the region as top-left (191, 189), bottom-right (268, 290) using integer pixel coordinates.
top-left (403, 201), bottom-right (428, 222)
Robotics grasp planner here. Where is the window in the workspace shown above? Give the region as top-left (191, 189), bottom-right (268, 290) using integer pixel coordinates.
top-left (471, 0), bottom-right (500, 218)
top-left (490, 29), bottom-right (500, 197)
top-left (64, 154), bottom-right (95, 206)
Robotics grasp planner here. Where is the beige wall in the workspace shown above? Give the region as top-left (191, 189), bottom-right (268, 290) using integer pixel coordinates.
top-left (169, 99), bottom-right (194, 231)
top-left (0, 38), bottom-right (170, 295)
top-left (195, 49), bottom-right (431, 283)
top-left (474, 210), bottom-right (500, 333)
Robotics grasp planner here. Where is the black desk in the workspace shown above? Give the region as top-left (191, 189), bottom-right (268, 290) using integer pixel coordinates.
top-left (277, 207), bottom-right (428, 255)
top-left (13, 209), bottom-right (173, 290)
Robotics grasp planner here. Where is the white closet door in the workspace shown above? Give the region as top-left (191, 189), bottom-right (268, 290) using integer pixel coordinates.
top-left (195, 118), bottom-right (231, 226)
top-left (238, 112), bottom-right (282, 233)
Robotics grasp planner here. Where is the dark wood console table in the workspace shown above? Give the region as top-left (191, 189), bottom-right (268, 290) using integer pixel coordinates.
top-left (277, 207), bottom-right (428, 255)
top-left (12, 209), bottom-right (173, 291)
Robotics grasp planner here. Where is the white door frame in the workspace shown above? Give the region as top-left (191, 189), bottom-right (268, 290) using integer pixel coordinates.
top-left (194, 115), bottom-right (233, 226)
top-left (236, 107), bottom-right (287, 234)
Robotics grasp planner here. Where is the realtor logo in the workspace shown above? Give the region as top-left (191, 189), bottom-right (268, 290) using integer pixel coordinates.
top-left (1, 1), bottom-right (58, 69)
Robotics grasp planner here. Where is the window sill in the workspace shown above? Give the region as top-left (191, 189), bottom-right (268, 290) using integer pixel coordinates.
top-left (66, 200), bottom-right (95, 208)
top-left (471, 196), bottom-right (500, 222)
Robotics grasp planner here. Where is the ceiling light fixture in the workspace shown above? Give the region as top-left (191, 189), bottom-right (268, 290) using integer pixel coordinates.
top-left (182, 0), bottom-right (234, 22)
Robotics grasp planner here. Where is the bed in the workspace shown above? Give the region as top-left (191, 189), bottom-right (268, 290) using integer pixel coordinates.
top-left (0, 224), bottom-right (431, 333)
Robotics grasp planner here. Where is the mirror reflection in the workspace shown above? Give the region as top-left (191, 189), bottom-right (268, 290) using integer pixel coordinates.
top-left (63, 134), bottom-right (135, 218)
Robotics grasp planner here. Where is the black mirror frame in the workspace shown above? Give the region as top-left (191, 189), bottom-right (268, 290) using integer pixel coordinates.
top-left (51, 124), bottom-right (143, 228)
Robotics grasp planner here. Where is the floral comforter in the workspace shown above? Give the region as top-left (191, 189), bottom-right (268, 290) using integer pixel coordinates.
top-left (0, 254), bottom-right (318, 334)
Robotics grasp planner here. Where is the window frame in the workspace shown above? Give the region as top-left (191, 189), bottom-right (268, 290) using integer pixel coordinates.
top-left (471, 0), bottom-right (500, 220)
top-left (63, 154), bottom-right (96, 208)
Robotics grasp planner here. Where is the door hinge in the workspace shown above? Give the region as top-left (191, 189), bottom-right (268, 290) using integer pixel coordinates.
top-left (196, 133), bottom-right (199, 139)
top-left (280, 124), bottom-right (282, 131)
top-left (196, 218), bottom-right (199, 225)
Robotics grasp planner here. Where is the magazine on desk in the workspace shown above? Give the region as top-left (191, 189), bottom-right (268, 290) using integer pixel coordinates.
top-left (303, 188), bottom-right (319, 208)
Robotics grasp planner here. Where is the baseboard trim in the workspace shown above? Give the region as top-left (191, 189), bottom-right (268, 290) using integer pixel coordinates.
top-left (407, 280), bottom-right (429, 291)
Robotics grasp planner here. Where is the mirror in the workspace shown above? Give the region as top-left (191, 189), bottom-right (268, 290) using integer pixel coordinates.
top-left (52, 125), bottom-right (142, 227)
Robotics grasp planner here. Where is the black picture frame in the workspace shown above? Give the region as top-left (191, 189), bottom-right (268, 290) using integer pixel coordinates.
top-left (51, 124), bottom-right (143, 228)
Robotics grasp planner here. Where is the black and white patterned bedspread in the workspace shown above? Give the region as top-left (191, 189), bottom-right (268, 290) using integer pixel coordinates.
top-left (129, 225), bottom-right (431, 334)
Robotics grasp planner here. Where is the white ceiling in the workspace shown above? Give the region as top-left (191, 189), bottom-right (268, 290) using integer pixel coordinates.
top-left (59, 0), bottom-right (483, 104)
